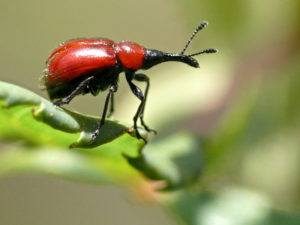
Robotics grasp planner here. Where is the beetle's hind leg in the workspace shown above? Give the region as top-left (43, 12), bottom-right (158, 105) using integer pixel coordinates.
top-left (53, 76), bottom-right (94, 106)
top-left (134, 73), bottom-right (157, 134)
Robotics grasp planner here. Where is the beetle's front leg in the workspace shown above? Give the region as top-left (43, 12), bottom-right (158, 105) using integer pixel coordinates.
top-left (125, 72), bottom-right (147, 142)
top-left (134, 73), bottom-right (157, 134)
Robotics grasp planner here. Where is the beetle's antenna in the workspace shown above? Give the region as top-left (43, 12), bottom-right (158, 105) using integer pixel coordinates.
top-left (180, 21), bottom-right (208, 55)
top-left (188, 48), bottom-right (218, 57)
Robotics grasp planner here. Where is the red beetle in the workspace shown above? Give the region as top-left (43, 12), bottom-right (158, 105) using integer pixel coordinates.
top-left (43, 21), bottom-right (217, 142)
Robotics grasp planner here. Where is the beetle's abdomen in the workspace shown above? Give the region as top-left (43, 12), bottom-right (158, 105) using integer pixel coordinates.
top-left (45, 38), bottom-right (117, 85)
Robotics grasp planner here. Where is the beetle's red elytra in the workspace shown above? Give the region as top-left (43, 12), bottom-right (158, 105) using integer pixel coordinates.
top-left (43, 21), bottom-right (217, 142)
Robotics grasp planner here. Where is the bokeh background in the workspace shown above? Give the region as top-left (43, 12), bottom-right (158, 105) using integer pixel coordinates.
top-left (0, 0), bottom-right (299, 225)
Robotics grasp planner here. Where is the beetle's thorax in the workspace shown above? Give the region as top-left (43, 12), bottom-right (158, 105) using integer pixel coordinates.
top-left (115, 41), bottom-right (145, 71)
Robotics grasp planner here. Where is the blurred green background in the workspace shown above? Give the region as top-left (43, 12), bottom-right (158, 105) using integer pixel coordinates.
top-left (0, 0), bottom-right (299, 225)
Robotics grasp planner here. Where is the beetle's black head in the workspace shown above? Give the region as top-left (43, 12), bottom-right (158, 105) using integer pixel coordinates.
top-left (141, 21), bottom-right (217, 70)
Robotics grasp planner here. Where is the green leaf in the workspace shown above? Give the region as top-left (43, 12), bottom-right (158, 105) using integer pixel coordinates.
top-left (125, 133), bottom-right (203, 190)
top-left (0, 81), bottom-right (145, 184)
top-left (0, 134), bottom-right (143, 184)
top-left (0, 81), bottom-right (205, 188)
top-left (0, 148), bottom-right (109, 183)
top-left (0, 81), bottom-right (135, 147)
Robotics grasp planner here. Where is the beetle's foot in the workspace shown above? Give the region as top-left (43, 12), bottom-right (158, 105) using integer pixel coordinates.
top-left (145, 126), bottom-right (157, 134)
top-left (91, 129), bottom-right (100, 141)
top-left (140, 119), bottom-right (157, 134)
top-left (53, 98), bottom-right (69, 107)
top-left (134, 127), bottom-right (147, 143)
top-left (53, 100), bottom-right (63, 106)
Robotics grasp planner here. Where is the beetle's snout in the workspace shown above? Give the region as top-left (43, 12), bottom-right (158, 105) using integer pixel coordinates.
top-left (180, 55), bottom-right (199, 68)
top-left (143, 49), bottom-right (199, 70)
top-left (162, 53), bottom-right (200, 68)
